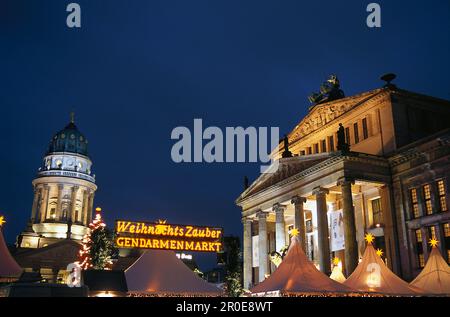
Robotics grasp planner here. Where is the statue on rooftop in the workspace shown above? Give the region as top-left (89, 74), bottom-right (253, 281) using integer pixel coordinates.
top-left (337, 123), bottom-right (350, 153)
top-left (308, 75), bottom-right (345, 105)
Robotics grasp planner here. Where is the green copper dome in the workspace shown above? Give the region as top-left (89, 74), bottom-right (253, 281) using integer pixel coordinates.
top-left (47, 118), bottom-right (89, 156)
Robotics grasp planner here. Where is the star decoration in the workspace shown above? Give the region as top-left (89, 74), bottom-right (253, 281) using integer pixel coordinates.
top-left (332, 257), bottom-right (340, 266)
top-left (429, 238), bottom-right (439, 248)
top-left (364, 233), bottom-right (375, 244)
top-left (157, 219), bottom-right (167, 224)
top-left (376, 249), bottom-right (383, 257)
top-left (0, 215), bottom-right (5, 227)
top-left (289, 228), bottom-right (299, 237)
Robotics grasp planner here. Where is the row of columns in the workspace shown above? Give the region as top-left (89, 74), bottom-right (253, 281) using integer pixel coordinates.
top-left (242, 177), bottom-right (359, 289)
top-left (31, 184), bottom-right (95, 226)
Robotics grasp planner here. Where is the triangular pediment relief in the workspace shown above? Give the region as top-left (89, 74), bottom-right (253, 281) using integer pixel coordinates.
top-left (238, 155), bottom-right (330, 201)
top-left (289, 89), bottom-right (385, 142)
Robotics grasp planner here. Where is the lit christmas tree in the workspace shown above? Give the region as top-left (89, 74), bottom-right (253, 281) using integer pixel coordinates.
top-left (76, 207), bottom-right (113, 270)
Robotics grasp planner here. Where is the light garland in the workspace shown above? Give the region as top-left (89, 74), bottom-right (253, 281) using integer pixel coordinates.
top-left (75, 208), bottom-right (113, 270)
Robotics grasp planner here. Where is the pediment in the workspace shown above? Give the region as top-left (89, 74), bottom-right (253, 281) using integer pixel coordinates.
top-left (289, 89), bottom-right (385, 142)
top-left (238, 155), bottom-right (330, 201)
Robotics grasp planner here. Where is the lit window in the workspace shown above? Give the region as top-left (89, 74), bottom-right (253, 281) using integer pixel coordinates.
top-left (410, 188), bottom-right (420, 218)
top-left (423, 184), bottom-right (433, 215)
top-left (418, 253), bottom-right (425, 268)
top-left (329, 135), bottom-right (335, 151)
top-left (444, 223), bottom-right (450, 237)
top-left (371, 198), bottom-right (383, 225)
top-left (428, 226), bottom-right (436, 240)
top-left (415, 229), bottom-right (422, 243)
top-left (353, 122), bottom-right (359, 144)
top-left (321, 140), bottom-right (326, 153)
top-left (362, 117), bottom-right (369, 140)
top-left (415, 229), bottom-right (424, 268)
top-left (437, 180), bottom-right (447, 212)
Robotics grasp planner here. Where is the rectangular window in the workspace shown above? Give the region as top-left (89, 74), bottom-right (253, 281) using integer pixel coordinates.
top-left (437, 180), bottom-right (447, 212)
top-left (443, 223), bottom-right (450, 264)
top-left (307, 147), bottom-right (312, 155)
top-left (314, 143), bottom-right (319, 154)
top-left (371, 198), bottom-right (383, 225)
top-left (444, 223), bottom-right (450, 237)
top-left (428, 226), bottom-right (437, 240)
top-left (321, 139), bottom-right (326, 153)
top-left (423, 184), bottom-right (433, 215)
top-left (415, 229), bottom-right (425, 268)
top-left (410, 188), bottom-right (420, 218)
top-left (418, 254), bottom-right (425, 268)
top-left (306, 220), bottom-right (313, 233)
top-left (353, 122), bottom-right (359, 144)
top-left (329, 135), bottom-right (335, 152)
top-left (345, 127), bottom-right (350, 145)
top-left (362, 117), bottom-right (369, 139)
top-left (300, 150), bottom-right (305, 156)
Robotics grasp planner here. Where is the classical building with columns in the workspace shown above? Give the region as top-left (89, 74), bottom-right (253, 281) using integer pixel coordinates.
top-left (14, 114), bottom-right (97, 282)
top-left (236, 77), bottom-right (450, 289)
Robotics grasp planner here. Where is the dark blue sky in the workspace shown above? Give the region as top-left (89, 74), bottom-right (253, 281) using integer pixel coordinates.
top-left (1, 0), bottom-right (449, 270)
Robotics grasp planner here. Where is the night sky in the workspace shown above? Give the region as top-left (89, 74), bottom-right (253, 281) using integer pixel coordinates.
top-left (1, 0), bottom-right (450, 270)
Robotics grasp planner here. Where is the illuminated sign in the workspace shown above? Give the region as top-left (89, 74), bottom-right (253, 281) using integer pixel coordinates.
top-left (114, 220), bottom-right (223, 252)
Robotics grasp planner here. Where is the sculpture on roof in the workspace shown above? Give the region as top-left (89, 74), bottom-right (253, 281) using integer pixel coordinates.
top-left (308, 75), bottom-right (345, 105)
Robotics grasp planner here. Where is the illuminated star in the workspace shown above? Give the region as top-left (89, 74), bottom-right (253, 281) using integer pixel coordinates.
top-left (429, 238), bottom-right (439, 248)
top-left (376, 249), bottom-right (383, 257)
top-left (364, 233), bottom-right (375, 244)
top-left (0, 215), bottom-right (5, 227)
top-left (289, 228), bottom-right (299, 237)
top-left (332, 257), bottom-right (340, 266)
top-left (157, 219), bottom-right (167, 224)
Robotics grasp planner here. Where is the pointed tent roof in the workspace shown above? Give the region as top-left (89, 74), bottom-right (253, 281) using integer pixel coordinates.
top-left (330, 266), bottom-right (347, 283)
top-left (344, 241), bottom-right (422, 295)
top-left (0, 227), bottom-right (22, 279)
top-left (250, 236), bottom-right (355, 295)
top-left (410, 245), bottom-right (450, 295)
top-left (125, 250), bottom-right (223, 296)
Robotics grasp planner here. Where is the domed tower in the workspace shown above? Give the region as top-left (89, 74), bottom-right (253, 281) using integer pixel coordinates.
top-left (18, 113), bottom-right (97, 248)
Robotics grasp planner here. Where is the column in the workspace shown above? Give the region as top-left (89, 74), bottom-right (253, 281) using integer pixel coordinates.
top-left (242, 217), bottom-right (253, 289)
top-left (338, 178), bottom-right (359, 276)
top-left (273, 203), bottom-right (286, 252)
top-left (313, 186), bottom-right (331, 275)
top-left (69, 186), bottom-right (79, 223)
top-left (87, 191), bottom-right (95, 223)
top-left (39, 185), bottom-right (50, 223)
top-left (82, 189), bottom-right (89, 225)
top-left (257, 211), bottom-right (268, 283)
top-left (31, 186), bottom-right (41, 222)
top-left (56, 184), bottom-right (64, 221)
top-left (291, 196), bottom-right (307, 252)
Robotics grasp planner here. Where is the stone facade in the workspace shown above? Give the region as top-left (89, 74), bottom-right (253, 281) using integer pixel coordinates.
top-left (15, 116), bottom-right (97, 282)
top-left (236, 85), bottom-right (450, 289)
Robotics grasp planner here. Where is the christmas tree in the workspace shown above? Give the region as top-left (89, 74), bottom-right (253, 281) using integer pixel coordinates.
top-left (76, 207), bottom-right (113, 270)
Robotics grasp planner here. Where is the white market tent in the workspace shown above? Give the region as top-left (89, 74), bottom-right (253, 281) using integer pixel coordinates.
top-left (250, 236), bottom-right (355, 296)
top-left (125, 249), bottom-right (223, 296)
top-left (410, 243), bottom-right (450, 295)
top-left (329, 265), bottom-right (347, 283)
top-left (344, 236), bottom-right (422, 296)
top-left (0, 226), bottom-right (23, 281)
